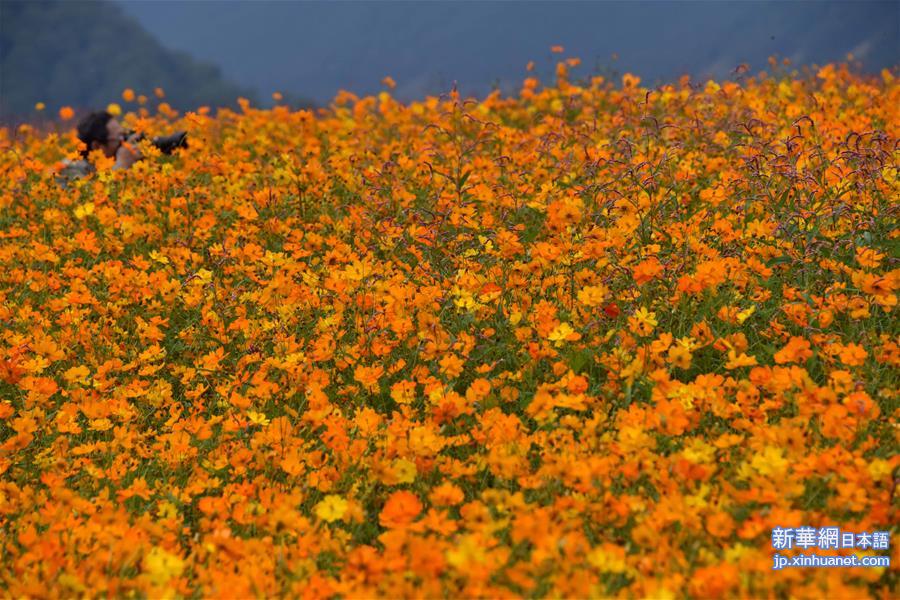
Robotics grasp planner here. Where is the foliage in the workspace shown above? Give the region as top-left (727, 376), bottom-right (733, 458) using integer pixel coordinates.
top-left (0, 59), bottom-right (897, 598)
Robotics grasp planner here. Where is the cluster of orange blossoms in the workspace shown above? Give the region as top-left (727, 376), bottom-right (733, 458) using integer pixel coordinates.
top-left (0, 60), bottom-right (898, 598)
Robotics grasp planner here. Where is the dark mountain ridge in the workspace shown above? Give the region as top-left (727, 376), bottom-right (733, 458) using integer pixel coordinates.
top-left (0, 0), bottom-right (255, 121)
top-left (116, 0), bottom-right (899, 104)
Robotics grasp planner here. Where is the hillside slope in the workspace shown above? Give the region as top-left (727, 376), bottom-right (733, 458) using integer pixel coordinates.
top-left (0, 0), bottom-right (254, 120)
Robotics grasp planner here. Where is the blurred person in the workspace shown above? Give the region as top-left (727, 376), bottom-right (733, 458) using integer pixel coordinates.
top-left (58, 110), bottom-right (141, 181)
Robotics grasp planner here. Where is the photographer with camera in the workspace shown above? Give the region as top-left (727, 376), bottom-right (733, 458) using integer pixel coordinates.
top-left (57, 110), bottom-right (187, 183)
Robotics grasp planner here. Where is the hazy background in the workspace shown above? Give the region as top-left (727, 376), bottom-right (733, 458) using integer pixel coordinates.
top-left (2, 0), bottom-right (898, 120)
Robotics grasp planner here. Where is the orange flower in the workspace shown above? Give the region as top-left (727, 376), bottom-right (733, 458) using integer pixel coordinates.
top-left (632, 257), bottom-right (663, 285)
top-left (438, 353), bottom-right (464, 379)
top-left (379, 490), bottom-right (422, 529)
top-left (838, 343), bottom-right (867, 366)
top-left (467, 378), bottom-right (491, 401)
top-left (58, 106), bottom-right (74, 120)
top-left (390, 380), bottom-right (417, 404)
top-left (773, 336), bottom-right (813, 364)
top-left (430, 482), bottom-right (465, 507)
top-left (354, 364), bottom-right (384, 393)
top-left (705, 511), bottom-right (734, 538)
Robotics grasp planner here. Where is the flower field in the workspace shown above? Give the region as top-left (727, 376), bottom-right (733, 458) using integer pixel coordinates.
top-left (1, 60), bottom-right (898, 598)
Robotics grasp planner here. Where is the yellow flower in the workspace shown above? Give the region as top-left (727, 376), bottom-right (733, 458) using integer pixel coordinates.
top-left (628, 307), bottom-right (658, 336)
top-left (868, 459), bottom-right (892, 482)
top-left (106, 102), bottom-right (122, 116)
top-left (392, 458), bottom-right (417, 484)
top-left (247, 411), bottom-right (270, 426)
top-left (587, 547), bottom-right (629, 574)
top-left (682, 439), bottom-right (716, 463)
top-left (685, 483), bottom-right (711, 509)
top-left (314, 494), bottom-right (348, 523)
top-left (143, 546), bottom-right (184, 586)
top-left (548, 322), bottom-right (578, 346)
top-left (195, 269), bottom-right (213, 285)
top-left (57, 572), bottom-right (86, 593)
top-left (452, 286), bottom-right (478, 312)
top-left (736, 305), bottom-right (756, 324)
top-left (669, 383), bottom-right (696, 410)
top-left (74, 202), bottom-right (95, 220)
top-left (149, 250), bottom-right (169, 264)
top-left (725, 350), bottom-right (758, 369)
top-left (750, 446), bottom-right (788, 477)
top-left (157, 501), bottom-right (179, 520)
top-left (446, 535), bottom-right (487, 569)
